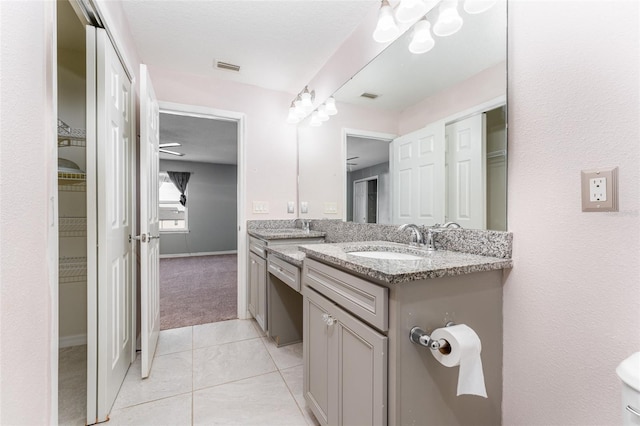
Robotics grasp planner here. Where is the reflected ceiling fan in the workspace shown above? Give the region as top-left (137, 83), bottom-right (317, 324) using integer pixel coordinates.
top-left (346, 156), bottom-right (359, 171)
top-left (159, 142), bottom-right (184, 157)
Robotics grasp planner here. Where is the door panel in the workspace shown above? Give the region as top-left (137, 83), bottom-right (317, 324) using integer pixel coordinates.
top-left (353, 181), bottom-right (367, 223)
top-left (140, 64), bottom-right (161, 378)
top-left (446, 114), bottom-right (486, 229)
top-left (391, 121), bottom-right (445, 225)
top-left (94, 27), bottom-right (134, 421)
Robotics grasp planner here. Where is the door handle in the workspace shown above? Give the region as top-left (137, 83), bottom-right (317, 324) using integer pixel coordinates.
top-left (148, 235), bottom-right (160, 240)
top-left (129, 234), bottom-right (147, 243)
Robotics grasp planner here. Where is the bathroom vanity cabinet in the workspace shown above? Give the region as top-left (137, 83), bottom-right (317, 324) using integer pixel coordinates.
top-left (300, 244), bottom-right (510, 426)
top-left (247, 233), bottom-right (323, 333)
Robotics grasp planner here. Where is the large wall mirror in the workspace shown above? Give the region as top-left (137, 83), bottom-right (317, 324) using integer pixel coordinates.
top-left (297, 0), bottom-right (507, 230)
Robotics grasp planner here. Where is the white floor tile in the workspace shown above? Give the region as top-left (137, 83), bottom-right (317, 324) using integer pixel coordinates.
top-left (262, 337), bottom-right (303, 370)
top-left (193, 338), bottom-right (276, 390)
top-left (108, 393), bottom-right (192, 426)
top-left (281, 365), bottom-right (320, 426)
top-left (113, 351), bottom-right (192, 410)
top-left (156, 326), bottom-right (192, 356)
top-left (193, 372), bottom-right (307, 426)
top-left (193, 319), bottom-right (259, 349)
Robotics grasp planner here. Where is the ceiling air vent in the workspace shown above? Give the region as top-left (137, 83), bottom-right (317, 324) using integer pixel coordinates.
top-left (360, 92), bottom-right (379, 100)
top-left (215, 61), bottom-right (241, 72)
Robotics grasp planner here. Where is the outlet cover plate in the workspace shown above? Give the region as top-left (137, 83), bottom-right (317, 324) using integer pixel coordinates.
top-left (581, 167), bottom-right (618, 212)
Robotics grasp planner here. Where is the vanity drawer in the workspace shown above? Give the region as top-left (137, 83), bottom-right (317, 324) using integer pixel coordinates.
top-left (268, 255), bottom-right (300, 292)
top-left (249, 236), bottom-right (267, 258)
top-left (303, 258), bottom-right (388, 332)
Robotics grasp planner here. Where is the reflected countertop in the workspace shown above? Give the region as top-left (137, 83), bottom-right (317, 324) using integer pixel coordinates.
top-left (298, 241), bottom-right (512, 285)
top-left (248, 228), bottom-right (325, 240)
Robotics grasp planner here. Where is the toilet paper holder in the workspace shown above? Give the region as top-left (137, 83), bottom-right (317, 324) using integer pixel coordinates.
top-left (410, 322), bottom-right (455, 352)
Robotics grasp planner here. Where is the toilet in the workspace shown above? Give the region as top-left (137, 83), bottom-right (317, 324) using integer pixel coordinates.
top-left (617, 352), bottom-right (640, 425)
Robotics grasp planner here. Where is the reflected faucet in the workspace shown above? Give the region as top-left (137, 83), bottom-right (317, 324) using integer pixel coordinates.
top-left (294, 218), bottom-right (310, 232)
top-left (398, 224), bottom-right (424, 247)
top-left (435, 222), bottom-right (462, 229)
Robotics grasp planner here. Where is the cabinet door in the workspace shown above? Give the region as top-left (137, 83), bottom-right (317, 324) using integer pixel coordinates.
top-left (304, 288), bottom-right (388, 426)
top-left (331, 303), bottom-right (388, 426)
top-left (303, 292), bottom-right (331, 426)
top-left (254, 254), bottom-right (267, 331)
top-left (248, 252), bottom-right (259, 317)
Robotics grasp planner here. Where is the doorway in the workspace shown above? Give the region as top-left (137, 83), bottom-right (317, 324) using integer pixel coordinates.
top-left (353, 177), bottom-right (379, 223)
top-left (156, 105), bottom-right (243, 330)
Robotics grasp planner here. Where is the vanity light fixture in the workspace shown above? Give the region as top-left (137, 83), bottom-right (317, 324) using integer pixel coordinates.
top-left (286, 101), bottom-right (301, 124)
top-left (395, 0), bottom-right (428, 23)
top-left (373, 0), bottom-right (401, 43)
top-left (463, 0), bottom-right (497, 14)
top-left (325, 97), bottom-right (338, 115)
top-left (300, 86), bottom-right (314, 113)
top-left (293, 94), bottom-right (306, 118)
top-left (433, 0), bottom-right (463, 37)
top-left (409, 19), bottom-right (435, 54)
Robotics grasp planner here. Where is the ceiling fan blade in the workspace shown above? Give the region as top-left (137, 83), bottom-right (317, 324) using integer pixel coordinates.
top-left (159, 148), bottom-right (184, 156)
top-left (346, 156), bottom-right (360, 161)
top-left (159, 142), bottom-right (181, 148)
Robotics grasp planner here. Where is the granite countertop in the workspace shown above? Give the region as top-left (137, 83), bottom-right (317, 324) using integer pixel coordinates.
top-left (248, 228), bottom-right (325, 240)
top-left (298, 241), bottom-right (513, 285)
top-left (265, 244), bottom-right (306, 268)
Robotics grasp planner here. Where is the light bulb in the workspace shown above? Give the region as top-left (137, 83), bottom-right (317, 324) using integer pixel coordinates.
top-left (300, 87), bottom-right (313, 113)
top-left (463, 0), bottom-right (497, 14)
top-left (433, 0), bottom-right (463, 37)
top-left (395, 0), bottom-right (428, 23)
top-left (409, 20), bottom-right (435, 54)
top-left (286, 107), bottom-right (300, 124)
top-left (294, 96), bottom-right (306, 118)
top-left (325, 97), bottom-right (338, 116)
top-left (310, 112), bottom-right (322, 127)
top-left (373, 1), bottom-right (400, 43)
top-left (317, 105), bottom-right (329, 121)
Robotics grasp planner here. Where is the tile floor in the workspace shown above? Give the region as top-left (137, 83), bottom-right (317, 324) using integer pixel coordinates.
top-left (109, 319), bottom-right (318, 425)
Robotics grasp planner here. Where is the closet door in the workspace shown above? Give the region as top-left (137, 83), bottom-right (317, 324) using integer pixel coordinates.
top-left (140, 64), bottom-right (161, 378)
top-left (88, 27), bottom-right (136, 422)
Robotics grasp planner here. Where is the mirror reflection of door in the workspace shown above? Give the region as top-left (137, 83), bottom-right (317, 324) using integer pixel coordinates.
top-left (353, 177), bottom-right (378, 223)
top-left (346, 135), bottom-right (392, 223)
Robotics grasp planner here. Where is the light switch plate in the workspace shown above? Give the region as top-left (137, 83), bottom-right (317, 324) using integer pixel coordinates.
top-left (287, 201), bottom-right (295, 214)
top-left (252, 201), bottom-right (269, 214)
top-left (324, 202), bottom-right (338, 214)
top-left (581, 167), bottom-right (618, 212)
top-left (300, 201), bottom-right (308, 214)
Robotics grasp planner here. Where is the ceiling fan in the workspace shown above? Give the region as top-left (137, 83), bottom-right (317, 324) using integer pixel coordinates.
top-left (159, 142), bottom-right (184, 157)
top-left (346, 156), bottom-right (359, 172)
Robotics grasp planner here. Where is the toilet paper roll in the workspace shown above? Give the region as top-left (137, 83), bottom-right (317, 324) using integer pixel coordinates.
top-left (431, 324), bottom-right (487, 398)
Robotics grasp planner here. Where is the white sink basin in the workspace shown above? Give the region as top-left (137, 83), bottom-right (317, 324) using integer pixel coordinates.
top-left (348, 251), bottom-right (424, 261)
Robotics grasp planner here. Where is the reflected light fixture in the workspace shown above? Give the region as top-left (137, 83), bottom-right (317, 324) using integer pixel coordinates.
top-left (395, 0), bottom-right (428, 23)
top-left (317, 105), bottom-right (330, 122)
top-left (373, 0), bottom-right (400, 43)
top-left (310, 111), bottom-right (322, 127)
top-left (408, 19), bottom-right (435, 54)
top-left (463, 0), bottom-right (497, 14)
top-left (294, 94), bottom-right (305, 118)
top-left (325, 97), bottom-right (338, 115)
top-left (433, 0), bottom-right (463, 37)
top-left (300, 86), bottom-right (314, 113)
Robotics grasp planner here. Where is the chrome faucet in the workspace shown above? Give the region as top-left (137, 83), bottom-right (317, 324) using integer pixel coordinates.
top-left (398, 224), bottom-right (424, 247)
top-left (294, 218), bottom-right (310, 232)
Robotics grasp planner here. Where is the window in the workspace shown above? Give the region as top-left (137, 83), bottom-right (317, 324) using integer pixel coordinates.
top-left (159, 172), bottom-right (188, 232)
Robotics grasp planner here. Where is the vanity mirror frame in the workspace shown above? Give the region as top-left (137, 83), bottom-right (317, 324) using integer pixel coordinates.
top-left (298, 0), bottom-right (508, 230)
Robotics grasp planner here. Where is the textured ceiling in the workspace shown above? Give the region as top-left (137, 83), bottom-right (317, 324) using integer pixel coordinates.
top-left (120, 0), bottom-right (379, 94)
top-left (159, 113), bottom-right (238, 165)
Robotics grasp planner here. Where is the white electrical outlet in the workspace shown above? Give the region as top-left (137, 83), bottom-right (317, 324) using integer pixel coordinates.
top-left (287, 201), bottom-right (295, 214)
top-left (589, 177), bottom-right (607, 202)
top-left (581, 167), bottom-right (618, 212)
top-left (324, 202), bottom-right (338, 214)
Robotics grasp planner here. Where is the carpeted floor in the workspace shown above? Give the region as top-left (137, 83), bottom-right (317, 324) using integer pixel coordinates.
top-left (159, 254), bottom-right (238, 330)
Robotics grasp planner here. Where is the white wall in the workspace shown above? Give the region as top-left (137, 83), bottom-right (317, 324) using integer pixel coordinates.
top-left (0, 2), bottom-right (58, 424)
top-left (504, 2), bottom-right (640, 424)
top-left (148, 67), bottom-right (298, 220)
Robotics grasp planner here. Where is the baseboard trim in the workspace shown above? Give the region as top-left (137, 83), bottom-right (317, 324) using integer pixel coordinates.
top-left (160, 250), bottom-right (237, 259)
top-left (59, 333), bottom-right (87, 348)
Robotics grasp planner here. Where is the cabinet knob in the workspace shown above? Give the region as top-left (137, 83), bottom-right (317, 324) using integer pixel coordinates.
top-left (322, 313), bottom-right (336, 326)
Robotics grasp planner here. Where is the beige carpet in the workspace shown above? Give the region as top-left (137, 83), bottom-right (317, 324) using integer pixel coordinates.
top-left (160, 254), bottom-right (237, 330)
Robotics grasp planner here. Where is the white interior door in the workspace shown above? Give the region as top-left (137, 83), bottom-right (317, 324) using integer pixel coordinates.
top-left (140, 64), bottom-right (161, 378)
top-left (93, 28), bottom-right (135, 420)
top-left (353, 181), bottom-right (367, 223)
top-left (446, 114), bottom-right (486, 229)
top-left (391, 121), bottom-right (445, 225)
